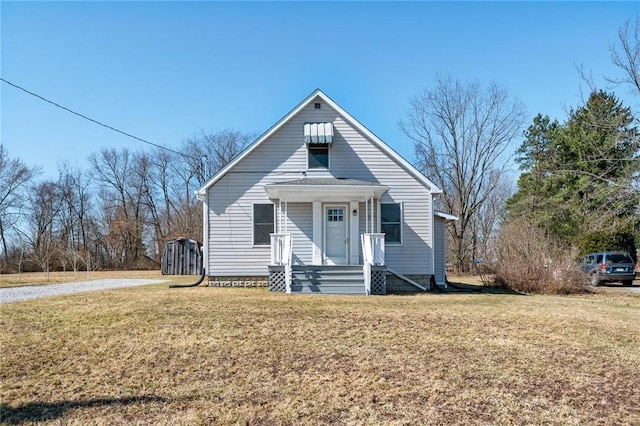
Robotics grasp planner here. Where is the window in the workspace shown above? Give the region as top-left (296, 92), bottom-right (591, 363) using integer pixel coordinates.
top-left (327, 208), bottom-right (344, 222)
top-left (381, 203), bottom-right (402, 244)
top-left (253, 204), bottom-right (274, 246)
top-left (308, 144), bottom-right (329, 169)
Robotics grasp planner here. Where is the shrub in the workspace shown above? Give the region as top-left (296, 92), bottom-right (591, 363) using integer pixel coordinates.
top-left (488, 220), bottom-right (591, 294)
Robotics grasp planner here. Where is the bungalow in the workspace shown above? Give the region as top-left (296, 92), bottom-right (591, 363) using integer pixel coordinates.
top-left (196, 89), bottom-right (455, 294)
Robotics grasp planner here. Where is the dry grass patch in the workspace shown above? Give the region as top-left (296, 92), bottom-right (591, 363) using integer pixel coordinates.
top-left (1, 286), bottom-right (639, 425)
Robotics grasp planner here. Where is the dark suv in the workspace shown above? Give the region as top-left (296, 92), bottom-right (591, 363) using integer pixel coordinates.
top-left (580, 252), bottom-right (636, 286)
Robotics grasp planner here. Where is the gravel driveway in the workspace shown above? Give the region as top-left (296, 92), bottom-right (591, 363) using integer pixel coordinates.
top-left (0, 279), bottom-right (167, 304)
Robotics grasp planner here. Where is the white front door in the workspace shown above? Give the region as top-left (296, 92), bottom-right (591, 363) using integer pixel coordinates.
top-left (324, 205), bottom-right (348, 265)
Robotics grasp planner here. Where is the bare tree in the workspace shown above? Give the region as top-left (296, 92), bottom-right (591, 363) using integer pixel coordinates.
top-left (165, 129), bottom-right (252, 238)
top-left (0, 145), bottom-right (38, 270)
top-left (607, 16), bottom-right (640, 98)
top-left (400, 75), bottom-right (526, 273)
top-left (89, 148), bottom-right (148, 268)
top-left (23, 180), bottom-right (63, 279)
top-left (57, 163), bottom-right (96, 273)
top-left (470, 176), bottom-right (513, 268)
top-left (184, 129), bottom-right (254, 184)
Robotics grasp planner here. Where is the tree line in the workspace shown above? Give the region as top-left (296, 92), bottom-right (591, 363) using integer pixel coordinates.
top-left (2, 17), bottom-right (638, 281)
top-left (0, 130), bottom-right (252, 274)
top-left (402, 16), bottom-right (640, 273)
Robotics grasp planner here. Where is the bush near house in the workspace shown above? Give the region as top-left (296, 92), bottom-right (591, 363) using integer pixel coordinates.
top-left (489, 220), bottom-right (591, 294)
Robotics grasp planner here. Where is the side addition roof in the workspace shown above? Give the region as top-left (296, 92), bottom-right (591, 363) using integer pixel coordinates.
top-left (434, 211), bottom-right (458, 221)
top-left (196, 89), bottom-right (442, 197)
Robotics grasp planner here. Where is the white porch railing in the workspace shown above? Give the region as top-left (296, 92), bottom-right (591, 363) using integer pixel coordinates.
top-left (270, 233), bottom-right (293, 293)
top-left (361, 233), bottom-right (385, 295)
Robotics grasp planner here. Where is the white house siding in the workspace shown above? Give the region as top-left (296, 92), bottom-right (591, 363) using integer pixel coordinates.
top-left (207, 95), bottom-right (433, 276)
top-left (333, 115), bottom-right (432, 275)
top-left (433, 216), bottom-right (446, 285)
top-left (286, 203), bottom-right (313, 265)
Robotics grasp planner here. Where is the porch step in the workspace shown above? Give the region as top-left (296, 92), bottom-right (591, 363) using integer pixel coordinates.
top-left (290, 265), bottom-right (365, 295)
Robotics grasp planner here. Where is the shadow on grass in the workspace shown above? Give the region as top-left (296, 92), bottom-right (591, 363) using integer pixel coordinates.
top-left (445, 281), bottom-right (524, 295)
top-left (0, 395), bottom-right (169, 424)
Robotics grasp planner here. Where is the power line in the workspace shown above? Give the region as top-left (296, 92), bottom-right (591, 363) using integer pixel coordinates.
top-left (0, 77), bottom-right (200, 160)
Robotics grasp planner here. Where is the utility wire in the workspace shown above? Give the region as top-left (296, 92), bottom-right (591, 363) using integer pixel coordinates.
top-left (0, 77), bottom-right (200, 161)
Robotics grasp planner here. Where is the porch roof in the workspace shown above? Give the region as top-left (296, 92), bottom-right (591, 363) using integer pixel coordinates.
top-left (264, 177), bottom-right (389, 202)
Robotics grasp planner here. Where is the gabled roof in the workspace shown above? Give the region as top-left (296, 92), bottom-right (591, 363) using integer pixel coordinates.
top-left (196, 89), bottom-right (442, 196)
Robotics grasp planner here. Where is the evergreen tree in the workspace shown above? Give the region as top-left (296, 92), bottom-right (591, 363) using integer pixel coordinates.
top-left (507, 91), bottom-right (640, 244)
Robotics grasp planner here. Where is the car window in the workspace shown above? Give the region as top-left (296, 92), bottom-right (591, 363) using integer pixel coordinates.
top-left (596, 255), bottom-right (603, 263)
top-left (607, 254), bottom-right (633, 264)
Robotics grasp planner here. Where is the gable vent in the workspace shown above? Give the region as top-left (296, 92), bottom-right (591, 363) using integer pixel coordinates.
top-left (314, 102), bottom-right (321, 109)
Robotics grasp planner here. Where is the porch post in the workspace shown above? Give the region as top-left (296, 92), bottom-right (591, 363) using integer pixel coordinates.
top-left (312, 201), bottom-right (322, 264)
top-left (349, 201), bottom-right (359, 265)
top-left (278, 199), bottom-right (282, 233)
top-left (370, 195), bottom-right (375, 233)
top-left (284, 200), bottom-right (288, 233)
top-left (365, 196), bottom-right (369, 233)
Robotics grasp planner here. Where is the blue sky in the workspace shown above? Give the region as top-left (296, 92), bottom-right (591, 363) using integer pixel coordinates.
top-left (2, 1), bottom-right (638, 179)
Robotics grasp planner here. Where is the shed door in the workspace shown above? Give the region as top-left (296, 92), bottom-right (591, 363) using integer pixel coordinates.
top-left (324, 206), bottom-right (348, 265)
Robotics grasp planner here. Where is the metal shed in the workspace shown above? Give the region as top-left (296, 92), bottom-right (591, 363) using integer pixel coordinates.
top-left (161, 238), bottom-right (203, 275)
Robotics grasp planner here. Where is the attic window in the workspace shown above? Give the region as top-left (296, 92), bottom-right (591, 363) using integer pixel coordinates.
top-left (314, 102), bottom-right (321, 109)
top-left (308, 144), bottom-right (329, 169)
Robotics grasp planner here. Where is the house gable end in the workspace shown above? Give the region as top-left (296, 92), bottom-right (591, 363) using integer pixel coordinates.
top-left (196, 89), bottom-right (442, 197)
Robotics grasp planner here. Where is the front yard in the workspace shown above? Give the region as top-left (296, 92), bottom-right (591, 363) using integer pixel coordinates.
top-left (1, 280), bottom-right (639, 425)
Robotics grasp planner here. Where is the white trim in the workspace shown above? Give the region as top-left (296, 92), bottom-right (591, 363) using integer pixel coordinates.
top-left (202, 195), bottom-right (209, 274)
top-left (380, 202), bottom-right (403, 246)
top-left (430, 196), bottom-right (435, 277)
top-left (349, 201), bottom-right (359, 265)
top-left (312, 201), bottom-right (322, 264)
top-left (264, 185), bottom-right (389, 203)
top-left (252, 202), bottom-right (276, 247)
top-left (365, 197), bottom-right (369, 233)
top-left (264, 183), bottom-right (389, 202)
top-left (196, 89), bottom-right (442, 196)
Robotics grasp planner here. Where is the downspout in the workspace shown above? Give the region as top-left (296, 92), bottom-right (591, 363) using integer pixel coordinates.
top-left (171, 190), bottom-right (209, 289)
top-left (169, 266), bottom-right (206, 288)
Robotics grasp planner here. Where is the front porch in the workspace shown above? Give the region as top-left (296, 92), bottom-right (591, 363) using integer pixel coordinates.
top-left (262, 177), bottom-right (432, 295)
top-left (268, 232), bottom-right (387, 295)
top-left (265, 178), bottom-right (389, 267)
top-left (268, 264), bottom-right (387, 295)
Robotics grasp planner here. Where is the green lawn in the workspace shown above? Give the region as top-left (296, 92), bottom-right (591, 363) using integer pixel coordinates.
top-left (1, 283), bottom-right (639, 425)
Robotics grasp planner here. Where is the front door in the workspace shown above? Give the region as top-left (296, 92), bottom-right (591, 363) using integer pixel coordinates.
top-left (324, 205), bottom-right (348, 265)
